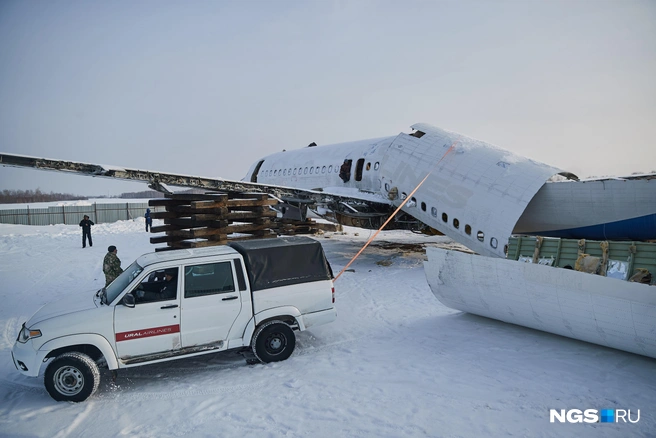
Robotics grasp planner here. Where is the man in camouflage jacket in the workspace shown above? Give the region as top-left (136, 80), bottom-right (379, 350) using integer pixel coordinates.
top-left (103, 245), bottom-right (123, 286)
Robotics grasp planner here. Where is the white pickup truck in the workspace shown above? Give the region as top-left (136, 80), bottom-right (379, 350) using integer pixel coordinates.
top-left (12, 236), bottom-right (336, 402)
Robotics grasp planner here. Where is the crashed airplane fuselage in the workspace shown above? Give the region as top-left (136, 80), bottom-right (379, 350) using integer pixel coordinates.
top-left (244, 123), bottom-right (656, 256)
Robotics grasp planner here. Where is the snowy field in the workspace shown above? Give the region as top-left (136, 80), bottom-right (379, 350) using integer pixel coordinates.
top-left (0, 218), bottom-right (654, 438)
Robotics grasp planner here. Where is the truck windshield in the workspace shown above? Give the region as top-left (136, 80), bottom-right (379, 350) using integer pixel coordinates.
top-left (105, 261), bottom-right (144, 304)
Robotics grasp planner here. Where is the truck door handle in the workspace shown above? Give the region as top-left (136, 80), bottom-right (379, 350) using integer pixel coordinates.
top-left (222, 296), bottom-right (238, 301)
top-left (161, 304), bottom-right (179, 309)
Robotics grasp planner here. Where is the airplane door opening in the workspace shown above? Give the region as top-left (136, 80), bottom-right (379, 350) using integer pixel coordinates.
top-left (355, 158), bottom-right (365, 182)
top-left (251, 160), bottom-right (265, 182)
top-left (339, 159), bottom-right (352, 183)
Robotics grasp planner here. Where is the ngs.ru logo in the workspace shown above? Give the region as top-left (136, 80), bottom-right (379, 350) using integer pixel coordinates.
top-left (550, 409), bottom-right (640, 423)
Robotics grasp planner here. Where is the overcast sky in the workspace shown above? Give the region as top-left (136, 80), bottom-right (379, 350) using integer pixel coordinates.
top-left (1, 0), bottom-right (655, 196)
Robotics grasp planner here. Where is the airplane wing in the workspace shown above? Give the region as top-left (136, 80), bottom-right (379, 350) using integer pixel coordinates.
top-left (0, 152), bottom-right (394, 209)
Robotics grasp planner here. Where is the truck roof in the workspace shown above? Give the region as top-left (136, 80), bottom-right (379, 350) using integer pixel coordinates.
top-left (135, 245), bottom-right (239, 268)
top-left (229, 236), bottom-right (333, 291)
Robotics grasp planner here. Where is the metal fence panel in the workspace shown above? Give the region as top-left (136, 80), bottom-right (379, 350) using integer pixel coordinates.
top-left (0, 203), bottom-right (163, 226)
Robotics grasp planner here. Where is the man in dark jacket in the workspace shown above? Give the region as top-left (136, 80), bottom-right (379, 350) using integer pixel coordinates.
top-left (145, 208), bottom-right (153, 232)
top-left (79, 215), bottom-right (94, 248)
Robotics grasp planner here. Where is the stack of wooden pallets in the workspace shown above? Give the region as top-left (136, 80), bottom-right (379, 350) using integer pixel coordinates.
top-left (149, 193), bottom-right (340, 251)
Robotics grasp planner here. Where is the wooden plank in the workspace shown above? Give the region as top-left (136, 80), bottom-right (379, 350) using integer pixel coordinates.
top-left (226, 223), bottom-right (274, 233)
top-left (226, 211), bottom-right (277, 220)
top-left (166, 228), bottom-right (226, 238)
top-left (150, 224), bottom-right (180, 233)
top-left (227, 207), bottom-right (277, 215)
top-left (150, 235), bottom-right (189, 244)
top-left (189, 213), bottom-right (232, 221)
top-left (164, 218), bottom-right (229, 228)
top-left (190, 200), bottom-right (228, 209)
top-left (174, 206), bottom-right (229, 215)
top-left (150, 211), bottom-right (181, 219)
top-left (207, 234), bottom-right (228, 241)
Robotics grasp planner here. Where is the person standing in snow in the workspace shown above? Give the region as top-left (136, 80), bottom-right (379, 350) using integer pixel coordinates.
top-left (103, 245), bottom-right (123, 286)
top-left (79, 215), bottom-right (94, 248)
top-left (145, 208), bottom-right (153, 232)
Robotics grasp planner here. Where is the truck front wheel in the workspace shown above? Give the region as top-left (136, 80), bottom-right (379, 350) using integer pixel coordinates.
top-left (252, 321), bottom-right (296, 363)
top-left (44, 352), bottom-right (100, 402)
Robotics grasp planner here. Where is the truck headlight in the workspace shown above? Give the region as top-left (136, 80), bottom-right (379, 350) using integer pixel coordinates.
top-left (17, 324), bottom-right (41, 343)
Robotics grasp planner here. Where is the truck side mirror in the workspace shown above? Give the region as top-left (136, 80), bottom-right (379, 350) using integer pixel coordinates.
top-left (122, 294), bottom-right (135, 308)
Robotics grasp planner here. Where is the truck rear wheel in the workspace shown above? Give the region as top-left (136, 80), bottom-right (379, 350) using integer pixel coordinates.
top-left (252, 320), bottom-right (296, 363)
top-left (44, 352), bottom-right (100, 402)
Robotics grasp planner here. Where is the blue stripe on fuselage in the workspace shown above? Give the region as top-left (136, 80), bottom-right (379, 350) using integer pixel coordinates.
top-left (528, 213), bottom-right (656, 240)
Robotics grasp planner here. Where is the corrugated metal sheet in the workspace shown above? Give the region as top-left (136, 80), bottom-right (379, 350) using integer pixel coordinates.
top-left (0, 203), bottom-right (164, 226)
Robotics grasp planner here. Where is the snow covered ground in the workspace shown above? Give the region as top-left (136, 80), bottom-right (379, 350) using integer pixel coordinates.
top-left (0, 218), bottom-right (654, 437)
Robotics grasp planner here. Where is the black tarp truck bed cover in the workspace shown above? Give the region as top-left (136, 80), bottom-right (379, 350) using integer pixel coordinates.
top-left (228, 236), bottom-right (333, 291)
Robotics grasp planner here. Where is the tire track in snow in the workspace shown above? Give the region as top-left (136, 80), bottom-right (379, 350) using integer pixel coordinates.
top-left (96, 380), bottom-right (266, 402)
top-left (1, 316), bottom-right (22, 350)
top-left (51, 402), bottom-right (95, 438)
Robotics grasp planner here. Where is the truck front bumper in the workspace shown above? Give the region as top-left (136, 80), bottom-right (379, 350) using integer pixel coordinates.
top-left (12, 340), bottom-right (48, 377)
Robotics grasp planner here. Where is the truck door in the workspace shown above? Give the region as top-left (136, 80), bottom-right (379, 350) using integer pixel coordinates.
top-left (180, 260), bottom-right (242, 348)
top-left (114, 267), bottom-right (182, 361)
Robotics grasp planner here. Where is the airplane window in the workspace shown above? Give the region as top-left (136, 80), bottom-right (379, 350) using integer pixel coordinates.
top-left (442, 213), bottom-right (448, 223)
top-left (274, 170), bottom-right (278, 176)
top-left (453, 218), bottom-right (459, 229)
top-left (374, 162), bottom-right (380, 170)
top-left (304, 167), bottom-right (308, 174)
top-left (283, 169), bottom-right (287, 176)
top-left (366, 162), bottom-right (371, 171)
top-left (490, 237), bottom-right (498, 249)
top-left (320, 166), bottom-right (324, 174)
top-left (431, 207), bottom-right (437, 217)
top-left (328, 165), bottom-right (333, 173)
top-left (315, 166), bottom-right (320, 174)
top-left (288, 168), bottom-right (292, 175)
top-left (293, 168), bottom-right (297, 175)
top-left (465, 224), bottom-right (472, 235)
top-left (421, 202), bottom-right (426, 212)
top-left (477, 231), bottom-right (485, 242)
top-left (310, 167), bottom-right (314, 174)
